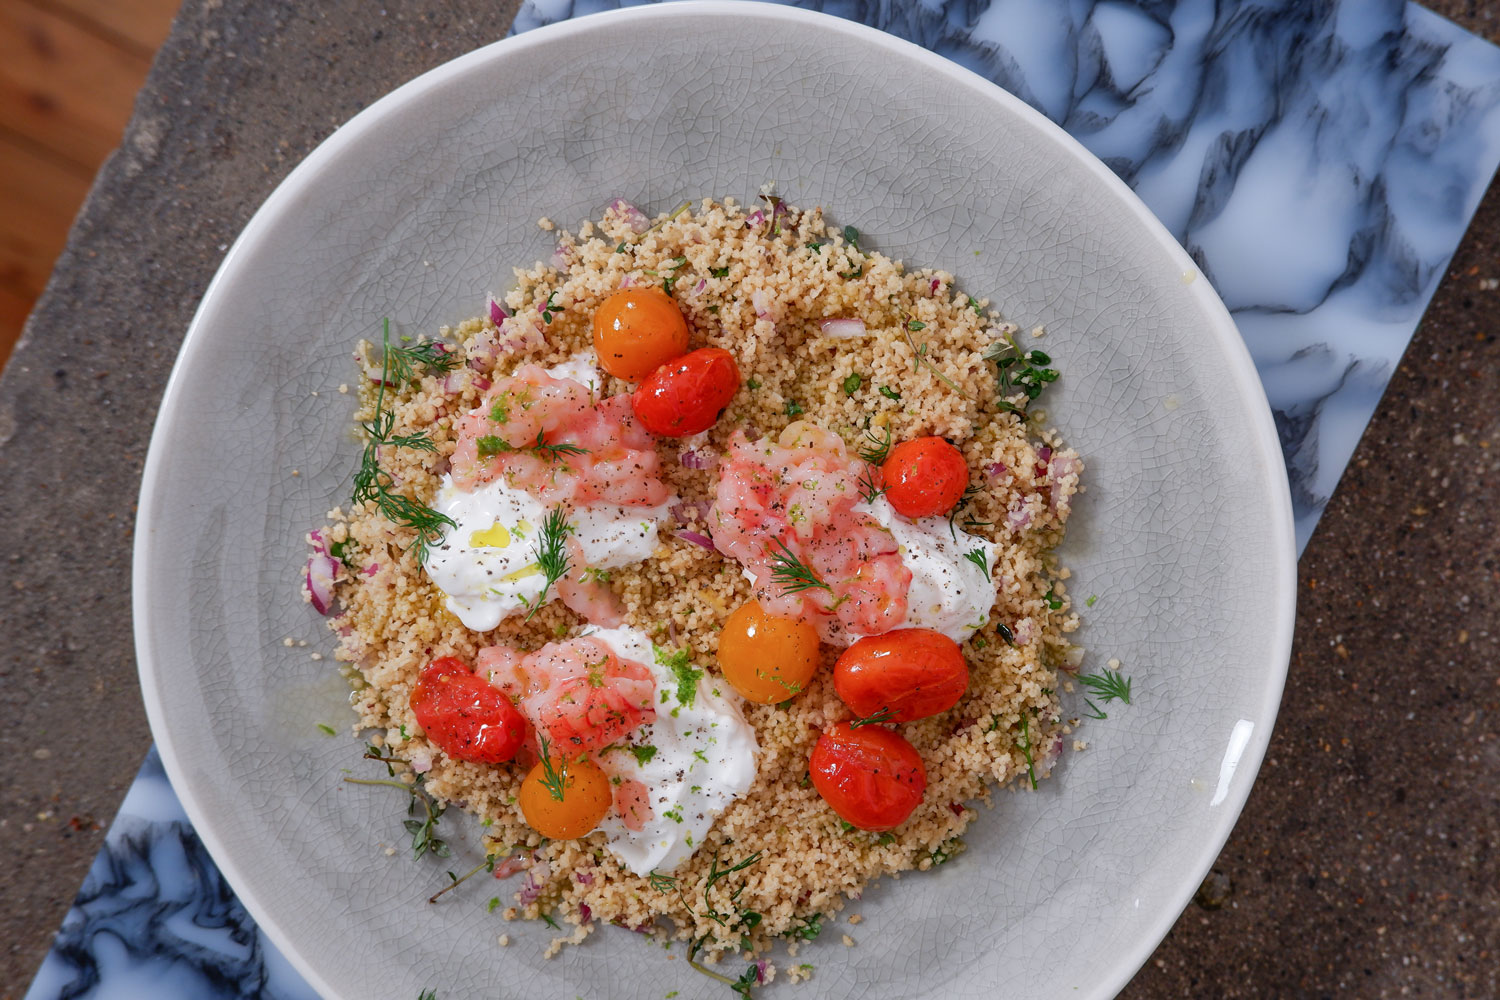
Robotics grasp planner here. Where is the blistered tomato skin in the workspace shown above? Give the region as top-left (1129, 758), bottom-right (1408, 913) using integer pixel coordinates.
top-left (409, 657), bottom-right (527, 764)
top-left (881, 437), bottom-right (971, 518)
top-left (592, 287), bottom-right (691, 380)
top-left (518, 754), bottom-right (613, 839)
top-left (717, 600), bottom-right (821, 703)
top-left (809, 721), bottom-right (927, 831)
top-left (833, 628), bottom-right (968, 723)
top-left (631, 347), bottom-right (741, 437)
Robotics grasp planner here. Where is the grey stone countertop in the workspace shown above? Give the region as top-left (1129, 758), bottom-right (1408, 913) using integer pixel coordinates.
top-left (0, 1), bottom-right (1494, 997)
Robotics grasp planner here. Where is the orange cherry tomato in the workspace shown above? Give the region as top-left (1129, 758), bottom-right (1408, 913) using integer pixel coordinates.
top-left (518, 752), bottom-right (612, 839)
top-left (717, 600), bottom-right (821, 703)
top-left (833, 628), bottom-right (968, 723)
top-left (592, 287), bottom-right (691, 380)
top-left (809, 721), bottom-right (927, 831)
top-left (881, 436), bottom-right (970, 518)
top-left (631, 347), bottom-right (741, 437)
top-left (410, 656), bottom-right (526, 764)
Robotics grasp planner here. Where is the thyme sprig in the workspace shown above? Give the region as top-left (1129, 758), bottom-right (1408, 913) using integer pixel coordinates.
top-left (1079, 668), bottom-right (1133, 720)
top-left (767, 537), bottom-right (831, 595)
top-left (903, 327), bottom-right (972, 400)
top-left (428, 852), bottom-right (499, 904)
top-left (983, 332), bottom-right (1059, 413)
top-left (343, 772), bottom-right (450, 860)
top-left (848, 706), bottom-right (894, 730)
top-left (350, 319), bottom-right (457, 562)
top-left (527, 507), bottom-right (572, 620)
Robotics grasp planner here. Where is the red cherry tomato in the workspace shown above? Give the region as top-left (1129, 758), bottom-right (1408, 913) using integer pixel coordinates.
top-left (410, 656), bottom-right (526, 764)
top-left (881, 437), bottom-right (970, 518)
top-left (631, 347), bottom-right (741, 437)
top-left (833, 628), bottom-right (968, 723)
top-left (809, 721), bottom-right (927, 831)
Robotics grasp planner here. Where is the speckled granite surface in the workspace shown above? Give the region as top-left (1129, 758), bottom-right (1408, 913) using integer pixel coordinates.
top-left (2, 1), bottom-right (1497, 998)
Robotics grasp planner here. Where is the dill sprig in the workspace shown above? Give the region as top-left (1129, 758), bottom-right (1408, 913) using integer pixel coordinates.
top-left (647, 869), bottom-right (678, 893)
top-left (1018, 712), bottom-right (1039, 790)
top-left (535, 735), bottom-right (568, 802)
top-left (767, 537), bottom-right (831, 595)
top-left (527, 507), bottom-right (572, 620)
top-left (856, 465), bottom-right (887, 505)
top-left (848, 706), bottom-right (894, 730)
top-left (983, 332), bottom-right (1059, 413)
top-left (946, 482), bottom-right (982, 541)
top-left (857, 424), bottom-right (892, 465)
top-left (1079, 668), bottom-right (1133, 720)
top-left (385, 339), bottom-right (459, 384)
top-left (350, 320), bottom-right (457, 562)
top-left (963, 547), bottom-right (989, 575)
top-left (477, 429), bottom-right (590, 464)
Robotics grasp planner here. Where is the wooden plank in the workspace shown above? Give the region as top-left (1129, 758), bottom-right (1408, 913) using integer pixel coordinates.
top-left (0, 133), bottom-right (92, 362)
top-left (33, 0), bottom-right (182, 55)
top-left (0, 1), bottom-right (150, 169)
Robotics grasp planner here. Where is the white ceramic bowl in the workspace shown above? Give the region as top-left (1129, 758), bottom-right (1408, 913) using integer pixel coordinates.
top-left (134, 4), bottom-right (1295, 998)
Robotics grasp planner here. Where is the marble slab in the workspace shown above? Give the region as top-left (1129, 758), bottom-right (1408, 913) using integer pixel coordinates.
top-left (26, 1), bottom-right (1500, 998)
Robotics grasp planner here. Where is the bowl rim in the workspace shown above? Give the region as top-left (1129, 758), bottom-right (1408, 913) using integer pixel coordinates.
top-left (133, 3), bottom-right (1297, 997)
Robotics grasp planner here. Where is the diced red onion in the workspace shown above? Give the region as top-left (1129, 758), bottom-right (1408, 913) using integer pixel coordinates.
top-left (1007, 505), bottom-right (1033, 532)
top-left (679, 449), bottom-right (718, 471)
top-left (361, 563), bottom-right (379, 577)
top-left (1013, 617), bottom-right (1037, 646)
top-left (488, 297), bottom-right (509, 325)
top-left (1037, 446), bottom-right (1052, 464)
top-left (308, 529), bottom-right (327, 554)
top-left (550, 244), bottom-right (573, 270)
top-left (619, 274), bottom-right (635, 289)
top-left (754, 959), bottom-right (768, 983)
top-left (751, 289), bottom-right (773, 320)
top-left (472, 375), bottom-right (492, 391)
top-left (575, 870), bottom-right (595, 886)
top-left (608, 198), bottom-right (650, 233)
top-left (948, 802), bottom-right (965, 817)
top-left (675, 529), bottom-right (717, 551)
top-left (408, 750), bottom-right (433, 774)
top-left (305, 553), bottom-right (339, 615)
top-left (818, 317), bottom-right (866, 339)
top-left (930, 278), bottom-right (942, 294)
top-left (518, 857), bottom-right (551, 904)
top-left (579, 903), bottom-right (593, 924)
top-left (667, 619), bottom-right (680, 645)
top-left (670, 499), bottom-right (712, 523)
top-left (745, 208), bottom-right (765, 227)
top-left (438, 371), bottom-right (463, 395)
top-left (693, 277), bottom-right (707, 294)
top-left (985, 462), bottom-right (1008, 478)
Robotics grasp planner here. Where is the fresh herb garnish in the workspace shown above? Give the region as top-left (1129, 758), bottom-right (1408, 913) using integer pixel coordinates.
top-left (878, 385), bottom-right (901, 401)
top-left (806, 239), bottom-right (827, 252)
top-left (746, 378), bottom-right (762, 391)
top-left (848, 706), bottom-right (894, 729)
top-left (342, 770), bottom-right (450, 860)
top-left (386, 340), bottom-right (459, 384)
top-left (686, 935), bottom-right (760, 997)
top-left (963, 548), bottom-right (989, 575)
top-left (946, 482), bottom-right (982, 541)
top-left (535, 735), bottom-right (569, 803)
top-left (541, 912), bottom-right (560, 930)
top-left (629, 744), bottom-right (659, 766)
top-left (903, 329), bottom-right (973, 399)
top-left (1042, 587), bottom-right (1064, 610)
top-left (329, 537), bottom-right (357, 561)
top-left (1079, 668), bottom-right (1132, 720)
top-left (906, 320), bottom-right (925, 331)
top-left (1086, 594), bottom-right (1098, 607)
top-left (842, 225), bottom-right (860, 249)
top-left (842, 372), bottom-right (863, 396)
top-left (996, 622), bottom-right (1016, 646)
top-left (767, 537), bottom-right (831, 595)
top-left (648, 870), bottom-right (678, 893)
top-left (428, 852), bottom-right (499, 904)
top-left (527, 507), bottom-right (572, 619)
top-left (965, 294), bottom-right (983, 315)
top-left (418, 990), bottom-right (438, 1000)
top-left (350, 319), bottom-right (457, 562)
top-left (839, 265), bottom-right (863, 280)
top-left (477, 429), bottom-right (590, 464)
top-left (788, 912), bottom-right (823, 941)
top-left (856, 466), bottom-right (886, 504)
top-left (784, 399), bottom-right (804, 417)
top-left (983, 334), bottom-right (1059, 412)
top-left (540, 291), bottom-right (560, 325)
top-left (1018, 712), bottom-right (1038, 790)
top-left (316, 723), bottom-right (336, 736)
top-left (654, 645), bottom-right (702, 707)
top-left (711, 266), bottom-right (731, 278)
top-left (857, 424), bottom-right (892, 465)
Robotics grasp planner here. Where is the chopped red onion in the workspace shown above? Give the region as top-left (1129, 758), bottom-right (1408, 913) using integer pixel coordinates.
top-left (518, 857), bottom-right (551, 904)
top-left (472, 375), bottom-right (492, 392)
top-left (619, 274), bottom-right (635, 289)
top-left (549, 244), bottom-right (573, 270)
top-left (308, 529), bottom-right (327, 554)
top-left (575, 870), bottom-right (595, 886)
top-left (579, 903), bottom-right (593, 924)
top-left (948, 802), bottom-right (965, 817)
top-left (608, 198), bottom-right (650, 233)
top-left (305, 553), bottom-right (339, 615)
top-left (818, 317), bottom-right (866, 339)
top-left (488, 297), bottom-right (509, 325)
top-left (693, 277), bottom-right (707, 295)
top-left (667, 618), bottom-right (680, 645)
top-left (985, 462), bottom-right (1008, 478)
top-left (675, 529), bottom-right (716, 551)
top-left (1013, 617), bottom-right (1037, 646)
top-left (670, 499), bottom-right (712, 524)
top-left (1037, 446), bottom-right (1052, 464)
top-left (679, 449), bottom-right (718, 471)
top-left (754, 959), bottom-right (768, 984)
top-left (751, 289), bottom-right (773, 319)
top-left (438, 371), bottom-right (463, 395)
top-left (930, 278), bottom-right (942, 294)
top-left (408, 750), bottom-right (433, 774)
top-left (745, 208), bottom-right (766, 227)
top-left (1007, 505), bottom-right (1033, 532)
top-left (361, 563), bottom-right (379, 577)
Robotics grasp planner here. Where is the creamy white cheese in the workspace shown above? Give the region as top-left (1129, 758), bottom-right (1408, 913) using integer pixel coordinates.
top-left (543, 347), bottom-right (601, 390)
top-left (588, 626), bottom-right (759, 876)
top-left (424, 479), bottom-right (670, 631)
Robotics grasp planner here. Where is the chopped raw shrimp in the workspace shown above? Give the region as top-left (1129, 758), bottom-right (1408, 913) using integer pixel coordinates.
top-left (613, 778), bottom-right (653, 832)
top-left (485, 637), bottom-right (656, 754)
top-left (710, 425), bottom-right (912, 643)
top-left (451, 368), bottom-right (668, 506)
top-left (557, 542), bottom-right (626, 627)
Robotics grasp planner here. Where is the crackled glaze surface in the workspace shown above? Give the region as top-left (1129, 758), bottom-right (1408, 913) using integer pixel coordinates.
top-left (29, 0), bottom-right (1500, 998)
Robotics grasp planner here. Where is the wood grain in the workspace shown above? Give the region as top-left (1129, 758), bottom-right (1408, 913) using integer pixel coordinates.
top-left (0, 133), bottom-right (92, 356)
top-left (40, 0), bottom-right (180, 54)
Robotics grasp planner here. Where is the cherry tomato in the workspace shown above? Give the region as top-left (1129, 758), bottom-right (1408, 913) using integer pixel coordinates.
top-left (631, 347), bottom-right (741, 437)
top-left (833, 628), bottom-right (968, 723)
top-left (410, 656), bottom-right (526, 764)
top-left (518, 752), bottom-right (612, 839)
top-left (881, 436), bottom-right (970, 518)
top-left (592, 287), bottom-right (691, 380)
top-left (809, 721), bottom-right (927, 831)
top-left (717, 600), bottom-right (821, 703)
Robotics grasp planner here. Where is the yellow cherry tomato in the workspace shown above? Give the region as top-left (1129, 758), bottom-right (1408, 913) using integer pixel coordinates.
top-left (518, 753), bottom-right (612, 840)
top-left (592, 287), bottom-right (690, 380)
top-left (717, 600), bottom-right (821, 703)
